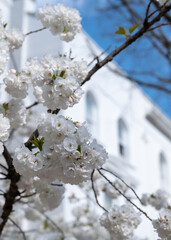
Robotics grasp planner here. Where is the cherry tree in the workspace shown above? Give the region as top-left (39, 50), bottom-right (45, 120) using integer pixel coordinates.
top-left (0, 1), bottom-right (171, 239)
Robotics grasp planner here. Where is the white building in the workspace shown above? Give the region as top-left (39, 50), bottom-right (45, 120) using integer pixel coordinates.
top-left (0, 0), bottom-right (171, 239)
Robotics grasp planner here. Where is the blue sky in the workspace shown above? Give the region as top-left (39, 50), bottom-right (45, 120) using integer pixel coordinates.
top-left (36, 0), bottom-right (171, 118)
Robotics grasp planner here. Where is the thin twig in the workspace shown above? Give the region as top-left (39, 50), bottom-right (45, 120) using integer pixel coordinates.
top-left (91, 170), bottom-right (108, 213)
top-left (152, 0), bottom-right (171, 22)
top-left (51, 183), bottom-right (63, 187)
top-left (100, 168), bottom-right (143, 205)
top-left (147, 5), bottom-right (162, 19)
top-left (26, 102), bottom-right (39, 110)
top-left (98, 170), bottom-right (152, 222)
top-left (144, 0), bottom-right (153, 25)
top-left (25, 27), bottom-right (46, 36)
top-left (0, 164), bottom-right (8, 172)
top-left (88, 45), bottom-right (111, 67)
top-left (44, 214), bottom-right (64, 238)
top-left (148, 22), bottom-right (171, 32)
top-left (16, 192), bottom-right (37, 202)
top-left (0, 172), bottom-right (7, 177)
top-left (9, 217), bottom-right (26, 240)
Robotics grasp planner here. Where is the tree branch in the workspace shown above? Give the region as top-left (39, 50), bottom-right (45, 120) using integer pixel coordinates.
top-left (25, 27), bottom-right (46, 36)
top-left (98, 169), bottom-right (152, 222)
top-left (24, 129), bottom-right (39, 151)
top-left (91, 170), bottom-right (108, 213)
top-left (0, 146), bottom-right (20, 235)
top-left (100, 168), bottom-right (143, 205)
top-left (26, 102), bottom-right (39, 110)
top-left (9, 217), bottom-right (26, 240)
top-left (82, 4), bottom-right (171, 86)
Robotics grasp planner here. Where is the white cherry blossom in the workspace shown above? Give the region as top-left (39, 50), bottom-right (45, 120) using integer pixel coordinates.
top-left (100, 204), bottom-right (141, 240)
top-left (153, 209), bottom-right (171, 240)
top-left (0, 99), bottom-right (26, 129)
top-left (0, 114), bottom-right (10, 142)
top-left (37, 3), bottom-right (82, 42)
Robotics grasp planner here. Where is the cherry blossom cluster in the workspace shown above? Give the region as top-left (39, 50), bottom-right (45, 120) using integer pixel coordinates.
top-left (37, 114), bottom-right (108, 184)
top-left (37, 3), bottom-right (82, 42)
top-left (0, 12), bottom-right (24, 75)
top-left (4, 55), bottom-right (87, 110)
top-left (0, 99), bottom-right (26, 129)
top-left (100, 204), bottom-right (141, 240)
top-left (66, 204), bottom-right (110, 240)
top-left (0, 40), bottom-right (9, 75)
top-left (0, 2), bottom-right (170, 240)
top-left (34, 180), bottom-right (65, 211)
top-left (0, 13), bottom-right (24, 50)
top-left (13, 115), bottom-right (107, 185)
top-left (13, 146), bottom-right (65, 210)
top-left (152, 209), bottom-right (171, 240)
top-left (0, 114), bottom-right (10, 154)
top-left (12, 114), bottom-right (107, 211)
top-left (141, 189), bottom-right (169, 210)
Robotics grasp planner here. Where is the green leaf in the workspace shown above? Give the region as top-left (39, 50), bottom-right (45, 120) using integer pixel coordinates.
top-left (3, 23), bottom-right (7, 28)
top-left (115, 27), bottom-right (127, 35)
top-left (150, 194), bottom-right (156, 199)
top-left (16, 72), bottom-right (21, 76)
top-left (77, 144), bottom-right (81, 153)
top-left (63, 26), bottom-right (68, 33)
top-left (60, 70), bottom-right (66, 78)
top-left (128, 23), bottom-right (140, 34)
top-left (2, 103), bottom-right (8, 111)
top-left (34, 151), bottom-right (40, 156)
top-left (30, 137), bottom-right (44, 151)
top-left (46, 188), bottom-right (50, 193)
top-left (168, 206), bottom-right (171, 210)
top-left (43, 219), bottom-right (49, 229)
top-left (3, 103), bottom-right (8, 116)
top-left (52, 74), bottom-right (57, 80)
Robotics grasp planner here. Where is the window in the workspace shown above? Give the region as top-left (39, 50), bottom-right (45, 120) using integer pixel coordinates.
top-left (86, 91), bottom-right (98, 136)
top-left (118, 118), bottom-right (128, 159)
top-left (159, 152), bottom-right (168, 190)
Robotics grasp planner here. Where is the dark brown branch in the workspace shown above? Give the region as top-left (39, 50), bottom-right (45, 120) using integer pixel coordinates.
top-left (153, 0), bottom-right (171, 22)
top-left (24, 129), bottom-right (39, 151)
top-left (0, 164), bottom-right (8, 172)
top-left (144, 0), bottom-right (153, 25)
top-left (26, 101), bottom-right (39, 110)
top-left (0, 146), bottom-right (20, 235)
top-left (82, 4), bottom-right (171, 86)
top-left (148, 22), bottom-right (171, 31)
top-left (16, 192), bottom-right (37, 202)
top-left (47, 109), bottom-right (60, 114)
